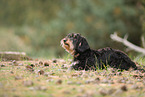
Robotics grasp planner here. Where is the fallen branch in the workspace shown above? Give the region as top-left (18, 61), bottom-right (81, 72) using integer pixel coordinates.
top-left (141, 36), bottom-right (145, 48)
top-left (0, 52), bottom-right (26, 55)
top-left (110, 32), bottom-right (145, 55)
top-left (0, 51), bottom-right (32, 61)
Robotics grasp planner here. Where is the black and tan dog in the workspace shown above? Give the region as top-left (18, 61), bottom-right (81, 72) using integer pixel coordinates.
top-left (61, 33), bottom-right (143, 71)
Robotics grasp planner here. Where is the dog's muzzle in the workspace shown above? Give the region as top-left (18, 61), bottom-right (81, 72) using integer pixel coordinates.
top-left (60, 38), bottom-right (75, 55)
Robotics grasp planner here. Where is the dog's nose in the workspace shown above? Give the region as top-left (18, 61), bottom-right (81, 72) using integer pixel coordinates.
top-left (63, 39), bottom-right (67, 43)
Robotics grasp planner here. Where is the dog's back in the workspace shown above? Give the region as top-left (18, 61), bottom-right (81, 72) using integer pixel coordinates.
top-left (95, 47), bottom-right (138, 70)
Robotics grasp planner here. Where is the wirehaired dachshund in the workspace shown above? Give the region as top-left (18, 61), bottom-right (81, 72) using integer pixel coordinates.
top-left (61, 33), bottom-right (144, 71)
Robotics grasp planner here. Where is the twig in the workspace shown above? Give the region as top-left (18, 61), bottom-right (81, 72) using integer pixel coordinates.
top-left (110, 32), bottom-right (145, 55)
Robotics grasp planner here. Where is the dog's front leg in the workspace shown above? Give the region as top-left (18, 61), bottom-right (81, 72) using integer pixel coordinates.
top-left (67, 61), bottom-right (80, 71)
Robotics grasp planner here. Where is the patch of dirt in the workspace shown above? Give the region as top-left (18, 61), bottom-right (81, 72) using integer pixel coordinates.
top-left (0, 59), bottom-right (145, 97)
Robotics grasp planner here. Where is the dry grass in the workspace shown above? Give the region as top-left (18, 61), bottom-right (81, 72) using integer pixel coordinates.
top-left (0, 58), bottom-right (145, 97)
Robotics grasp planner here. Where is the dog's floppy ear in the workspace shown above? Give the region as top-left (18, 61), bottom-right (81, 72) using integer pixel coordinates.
top-left (77, 37), bottom-right (90, 52)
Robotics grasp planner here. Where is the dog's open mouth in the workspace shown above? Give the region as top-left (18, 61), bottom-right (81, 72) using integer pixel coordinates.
top-left (64, 42), bottom-right (69, 46)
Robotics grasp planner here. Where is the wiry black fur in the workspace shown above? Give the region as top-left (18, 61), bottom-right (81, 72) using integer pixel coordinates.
top-left (72, 47), bottom-right (138, 71)
top-left (63, 33), bottom-right (144, 71)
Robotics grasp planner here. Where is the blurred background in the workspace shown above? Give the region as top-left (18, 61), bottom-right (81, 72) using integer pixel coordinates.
top-left (0, 0), bottom-right (145, 58)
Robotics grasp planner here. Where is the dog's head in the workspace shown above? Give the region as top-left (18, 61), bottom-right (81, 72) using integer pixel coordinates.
top-left (60, 33), bottom-right (90, 55)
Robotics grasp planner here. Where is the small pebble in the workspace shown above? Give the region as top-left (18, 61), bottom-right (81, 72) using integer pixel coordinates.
top-left (131, 84), bottom-right (139, 89)
top-left (30, 64), bottom-right (35, 67)
top-left (137, 79), bottom-right (142, 82)
top-left (15, 76), bottom-right (23, 80)
top-left (12, 60), bottom-right (16, 63)
top-left (71, 73), bottom-right (79, 77)
top-left (29, 87), bottom-right (35, 91)
top-left (49, 72), bottom-right (55, 75)
top-left (117, 79), bottom-right (126, 83)
top-left (35, 63), bottom-right (39, 66)
top-left (9, 63), bottom-right (13, 65)
top-left (36, 86), bottom-right (47, 91)
top-left (26, 65), bottom-right (34, 72)
top-left (139, 75), bottom-right (143, 78)
top-left (122, 77), bottom-right (128, 81)
top-left (1, 64), bottom-right (5, 67)
top-left (112, 69), bottom-right (116, 73)
top-left (55, 79), bottom-right (62, 84)
top-left (77, 89), bottom-right (85, 93)
top-left (35, 75), bottom-right (39, 78)
top-left (120, 85), bottom-right (128, 91)
top-left (85, 80), bottom-right (91, 84)
top-left (12, 60), bottom-right (18, 66)
top-left (18, 63), bottom-right (23, 66)
top-left (23, 80), bottom-right (33, 86)
top-left (39, 61), bottom-right (43, 65)
top-left (26, 65), bottom-right (33, 69)
top-left (126, 80), bottom-right (133, 84)
top-left (82, 74), bottom-right (88, 78)
top-left (44, 62), bottom-right (49, 66)
top-left (112, 89), bottom-right (123, 96)
top-left (76, 82), bottom-right (82, 85)
top-left (133, 75), bottom-right (138, 78)
top-left (61, 64), bottom-right (68, 69)
top-left (44, 73), bottom-right (49, 76)
top-left (108, 80), bottom-right (114, 84)
top-left (108, 73), bottom-right (115, 76)
top-left (101, 79), bottom-right (108, 83)
top-left (121, 80), bottom-right (126, 83)
top-left (99, 88), bottom-right (107, 96)
top-left (10, 71), bottom-right (14, 74)
top-left (52, 59), bottom-right (57, 63)
top-left (46, 79), bottom-right (54, 82)
top-left (29, 86), bottom-right (47, 91)
top-left (38, 70), bottom-right (45, 75)
top-left (116, 72), bottom-right (122, 76)
top-left (107, 88), bottom-right (116, 95)
top-left (63, 91), bottom-right (71, 94)
top-left (40, 86), bottom-right (47, 91)
top-left (67, 81), bottom-right (74, 85)
top-left (17, 67), bottom-right (21, 69)
top-left (94, 77), bottom-right (100, 82)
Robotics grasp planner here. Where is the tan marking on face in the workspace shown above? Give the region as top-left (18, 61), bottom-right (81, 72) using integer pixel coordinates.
top-left (60, 38), bottom-right (75, 55)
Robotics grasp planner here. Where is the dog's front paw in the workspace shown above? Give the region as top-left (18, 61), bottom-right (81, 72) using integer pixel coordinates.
top-left (71, 61), bottom-right (79, 66)
top-left (67, 61), bottom-right (79, 71)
